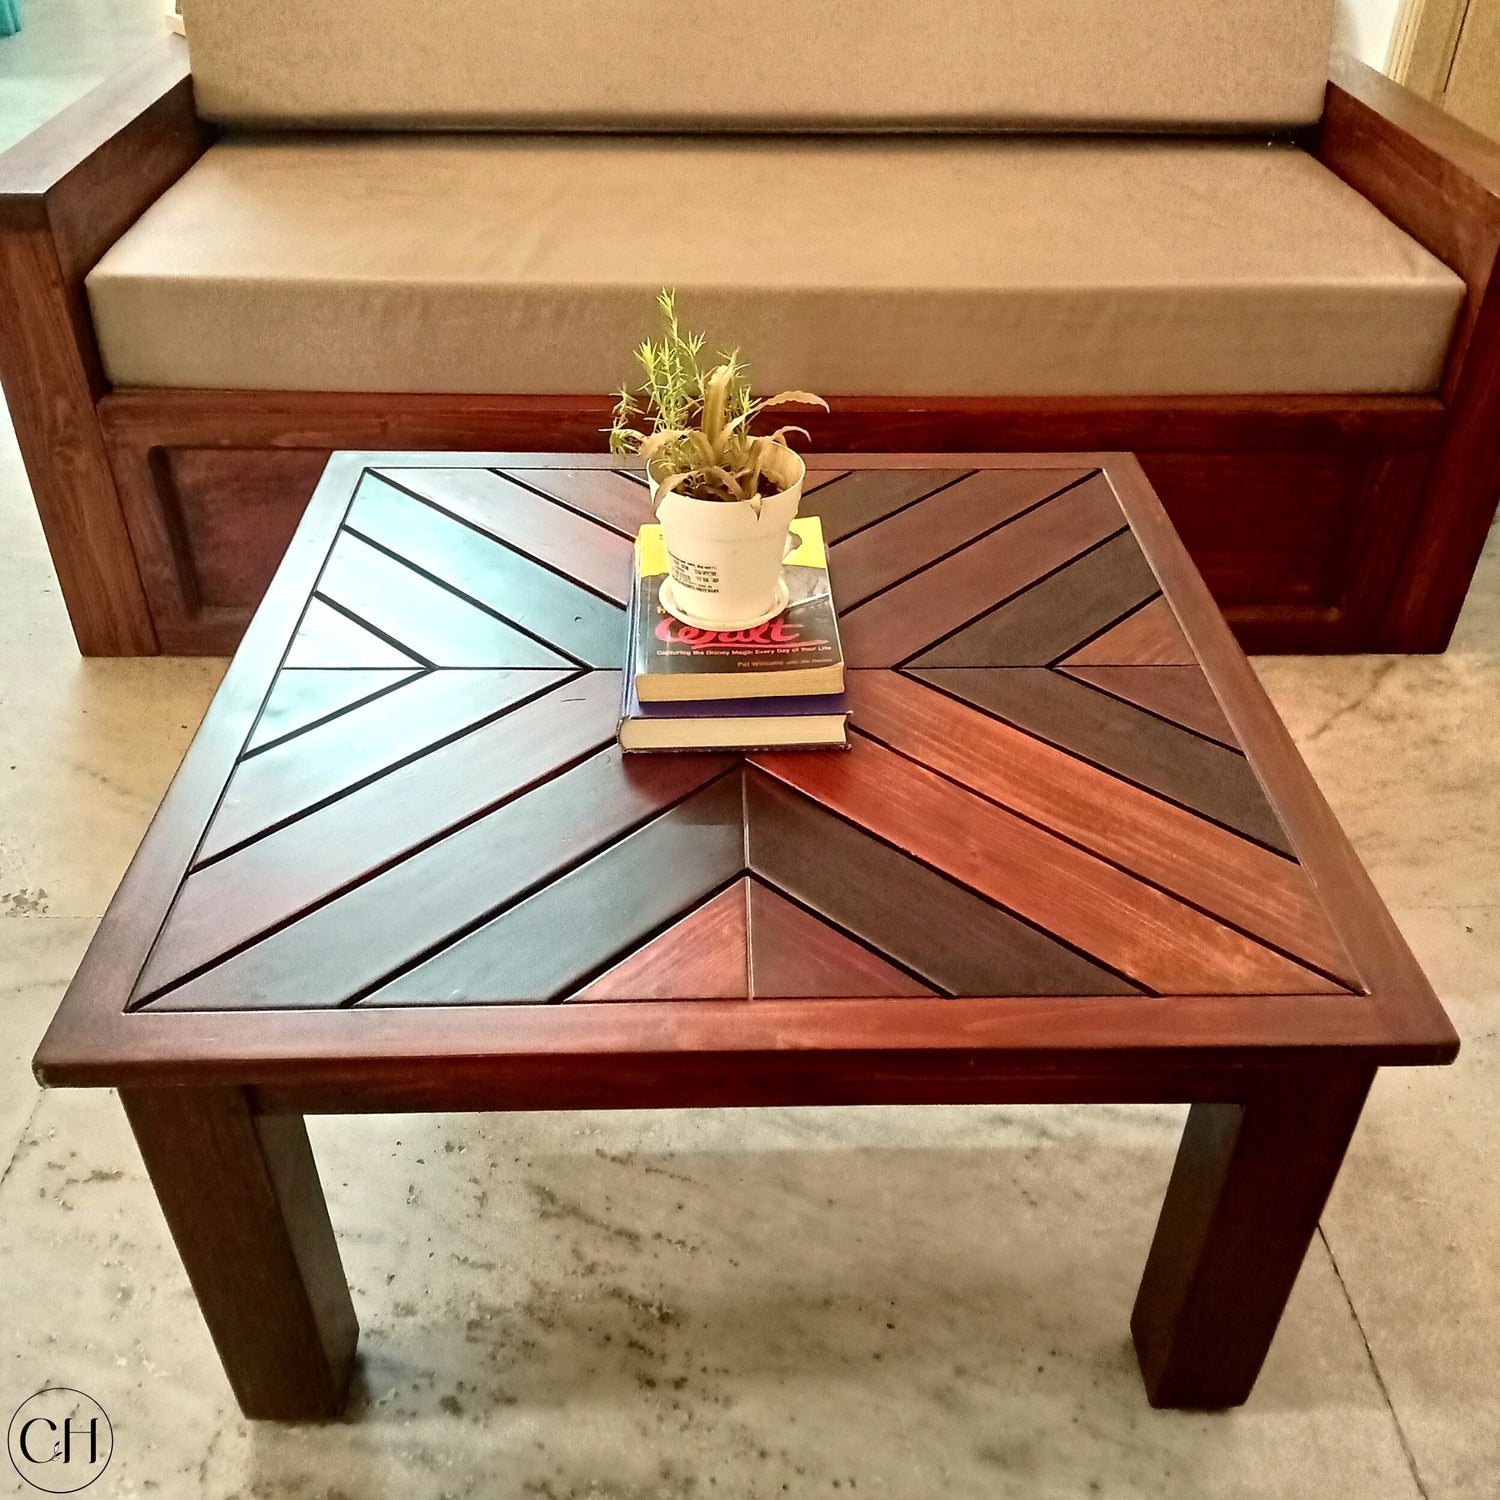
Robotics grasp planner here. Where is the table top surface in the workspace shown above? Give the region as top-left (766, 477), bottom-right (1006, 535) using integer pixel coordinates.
top-left (36, 453), bottom-right (1456, 1104)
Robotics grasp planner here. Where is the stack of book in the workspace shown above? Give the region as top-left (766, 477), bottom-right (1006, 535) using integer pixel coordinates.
top-left (618, 517), bottom-right (850, 752)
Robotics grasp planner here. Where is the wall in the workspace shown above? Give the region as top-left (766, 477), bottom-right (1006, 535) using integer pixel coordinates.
top-left (1336, 0), bottom-right (1404, 68)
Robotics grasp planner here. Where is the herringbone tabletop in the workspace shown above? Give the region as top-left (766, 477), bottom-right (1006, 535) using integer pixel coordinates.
top-left (127, 461), bottom-right (1361, 1012)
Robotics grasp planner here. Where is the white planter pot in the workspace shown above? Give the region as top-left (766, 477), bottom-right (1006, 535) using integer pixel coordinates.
top-left (648, 448), bottom-right (804, 630)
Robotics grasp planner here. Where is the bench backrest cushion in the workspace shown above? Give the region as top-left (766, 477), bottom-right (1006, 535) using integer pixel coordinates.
top-left (181, 0), bottom-right (1336, 133)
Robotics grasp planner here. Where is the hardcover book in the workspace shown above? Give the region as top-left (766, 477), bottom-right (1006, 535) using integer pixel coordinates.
top-left (630, 517), bottom-right (846, 702)
top-left (618, 676), bottom-right (850, 752)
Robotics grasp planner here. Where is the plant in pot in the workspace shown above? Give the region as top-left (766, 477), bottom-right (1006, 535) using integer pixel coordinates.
top-left (610, 292), bottom-right (827, 631)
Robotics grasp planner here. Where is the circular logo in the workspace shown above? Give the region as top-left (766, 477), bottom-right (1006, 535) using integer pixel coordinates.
top-left (7, 1390), bottom-right (113, 1493)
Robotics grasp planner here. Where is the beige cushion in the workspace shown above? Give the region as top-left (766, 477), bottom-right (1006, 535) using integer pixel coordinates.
top-left (182, 0), bottom-right (1336, 132)
top-left (86, 135), bottom-right (1463, 397)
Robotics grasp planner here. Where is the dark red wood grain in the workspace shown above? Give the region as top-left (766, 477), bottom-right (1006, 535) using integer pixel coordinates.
top-left (88, 389), bottom-right (1466, 655)
top-left (1319, 57), bottom-right (1500, 650)
top-left (1059, 665), bottom-right (1238, 748)
top-left (751, 737), bottom-right (1336, 996)
top-left (839, 473), bottom-right (1126, 666)
top-left (828, 467), bottom-right (1092, 606)
top-left (846, 671), bottom-right (1357, 983)
top-left (121, 1086), bottom-right (358, 1420)
top-left (746, 881), bottom-right (935, 999)
top-left (569, 882), bottom-right (751, 1001)
top-left (911, 529), bottom-right (1159, 667)
top-left (131, 672), bottom-right (618, 1000)
top-left (0, 36), bottom-right (209, 654)
top-left (1132, 1065), bottom-right (1374, 1408)
top-left (33, 452), bottom-right (1457, 1420)
top-left (910, 668), bottom-right (1293, 854)
top-left (1063, 595), bottom-right (1195, 665)
top-left (40, 452), bottom-right (1455, 1081)
top-left (801, 466), bottom-right (973, 542)
top-left (743, 768), bottom-right (1137, 998)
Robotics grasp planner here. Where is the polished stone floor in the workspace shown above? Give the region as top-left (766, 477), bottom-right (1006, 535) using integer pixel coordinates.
top-left (2, 10), bottom-right (1498, 1498)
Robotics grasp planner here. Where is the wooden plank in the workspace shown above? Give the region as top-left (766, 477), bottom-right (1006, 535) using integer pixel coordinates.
top-left (801, 469), bottom-right (850, 495)
top-left (569, 881), bottom-right (751, 1001)
top-left (166, 448), bottom-right (329, 610)
top-left (141, 747), bottom-right (737, 1011)
top-left (751, 738), bottom-right (1339, 996)
top-left (913, 668), bottom-right (1293, 855)
top-left (364, 775), bottom-right (746, 1004)
top-left (284, 597), bottom-right (425, 669)
top-left (317, 531), bottom-right (571, 668)
top-left (828, 467), bottom-right (1094, 607)
top-left (33, 455), bottom-right (365, 1078)
top-left (83, 411), bottom-right (1447, 655)
top-left (1104, 453), bottom-right (1455, 1051)
top-left (850, 672), bottom-right (1358, 984)
top-left (747, 881), bottom-right (935, 998)
top-left (1060, 665), bottom-right (1239, 749)
top-left (373, 466), bottom-right (635, 604)
top-left (839, 474), bottom-right (1126, 666)
top-left (246, 668), bottom-right (424, 754)
top-left (97, 399), bottom-right (1441, 459)
top-left (516, 467), bottom-right (656, 535)
top-left (806, 467), bottom-right (972, 543)
top-left (347, 475), bottom-right (624, 666)
top-left (199, 669), bottom-right (570, 862)
top-left (0, 224), bottom-right (158, 653)
top-left (132, 672), bottom-right (620, 998)
top-left (911, 530), bottom-right (1159, 666)
top-left (1062, 595), bottom-right (1195, 666)
top-left (744, 771), bottom-right (1139, 997)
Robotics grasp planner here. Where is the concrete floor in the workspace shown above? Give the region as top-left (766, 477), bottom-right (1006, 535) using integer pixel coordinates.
top-left (1, 6), bottom-right (1498, 1497)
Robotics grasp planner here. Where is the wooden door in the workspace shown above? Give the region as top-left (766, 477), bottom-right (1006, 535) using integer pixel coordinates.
top-left (1391, 0), bottom-right (1500, 138)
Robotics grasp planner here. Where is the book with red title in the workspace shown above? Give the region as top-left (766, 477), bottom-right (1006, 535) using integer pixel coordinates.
top-left (629, 517), bottom-right (846, 703)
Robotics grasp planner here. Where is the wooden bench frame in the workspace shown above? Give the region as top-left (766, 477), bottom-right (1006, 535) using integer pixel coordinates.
top-left (3, 41), bottom-right (1500, 656)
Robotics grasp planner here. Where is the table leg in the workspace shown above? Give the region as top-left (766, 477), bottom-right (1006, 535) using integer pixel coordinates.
top-left (1130, 1065), bottom-right (1374, 1409)
top-left (121, 1087), bottom-right (358, 1420)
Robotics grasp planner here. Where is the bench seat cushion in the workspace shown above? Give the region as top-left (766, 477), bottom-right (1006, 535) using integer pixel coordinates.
top-left (86, 135), bottom-right (1464, 398)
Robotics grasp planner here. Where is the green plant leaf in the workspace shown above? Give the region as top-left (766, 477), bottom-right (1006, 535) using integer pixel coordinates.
top-left (607, 288), bottom-right (826, 508)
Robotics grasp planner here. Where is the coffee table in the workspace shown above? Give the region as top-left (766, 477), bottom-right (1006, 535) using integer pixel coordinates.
top-left (35, 452), bottom-right (1457, 1421)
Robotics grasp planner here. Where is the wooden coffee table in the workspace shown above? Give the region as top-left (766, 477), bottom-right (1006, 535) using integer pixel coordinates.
top-left (35, 453), bottom-right (1457, 1421)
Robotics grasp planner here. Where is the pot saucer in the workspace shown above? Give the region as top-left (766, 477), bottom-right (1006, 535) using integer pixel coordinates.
top-left (660, 576), bottom-right (790, 632)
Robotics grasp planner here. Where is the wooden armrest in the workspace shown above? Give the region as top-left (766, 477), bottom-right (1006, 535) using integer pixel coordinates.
top-left (0, 36), bottom-right (208, 278)
top-left (0, 36), bottom-right (208, 656)
top-left (1320, 54), bottom-right (1500, 298)
top-left (1321, 57), bottom-right (1500, 649)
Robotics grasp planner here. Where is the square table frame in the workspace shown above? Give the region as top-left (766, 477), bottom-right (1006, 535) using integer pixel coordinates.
top-left (34, 452), bottom-right (1458, 1420)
